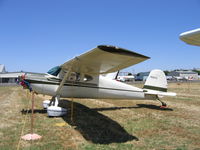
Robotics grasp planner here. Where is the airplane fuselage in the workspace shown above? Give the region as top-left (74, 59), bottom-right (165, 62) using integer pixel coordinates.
top-left (24, 73), bottom-right (146, 100)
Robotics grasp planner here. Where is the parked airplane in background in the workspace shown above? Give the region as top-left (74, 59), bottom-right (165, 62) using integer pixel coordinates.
top-left (18, 45), bottom-right (176, 116)
top-left (179, 28), bottom-right (200, 46)
top-left (117, 74), bottom-right (135, 82)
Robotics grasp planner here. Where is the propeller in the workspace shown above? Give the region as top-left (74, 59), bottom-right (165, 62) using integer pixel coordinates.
top-left (18, 74), bottom-right (32, 92)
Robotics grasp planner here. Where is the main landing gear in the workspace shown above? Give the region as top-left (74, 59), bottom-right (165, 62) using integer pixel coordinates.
top-left (43, 96), bottom-right (67, 117)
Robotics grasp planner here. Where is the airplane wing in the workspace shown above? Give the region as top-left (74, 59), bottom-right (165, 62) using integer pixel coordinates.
top-left (179, 28), bottom-right (200, 46)
top-left (61, 45), bottom-right (150, 75)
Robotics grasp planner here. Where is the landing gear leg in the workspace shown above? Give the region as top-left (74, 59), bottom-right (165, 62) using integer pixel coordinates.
top-left (47, 95), bottom-right (67, 117)
top-left (157, 96), bottom-right (167, 108)
top-left (49, 95), bottom-right (59, 107)
top-left (49, 96), bottom-right (55, 106)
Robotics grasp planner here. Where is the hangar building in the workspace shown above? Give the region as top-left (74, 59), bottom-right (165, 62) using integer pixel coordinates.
top-left (135, 72), bottom-right (150, 81)
top-left (168, 70), bottom-right (198, 80)
top-left (0, 64), bottom-right (23, 85)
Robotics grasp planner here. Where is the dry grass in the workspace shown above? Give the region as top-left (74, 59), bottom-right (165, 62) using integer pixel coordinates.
top-left (0, 82), bottom-right (200, 150)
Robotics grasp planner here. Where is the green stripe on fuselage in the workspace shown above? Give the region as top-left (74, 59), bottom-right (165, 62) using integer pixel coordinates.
top-left (143, 85), bottom-right (167, 92)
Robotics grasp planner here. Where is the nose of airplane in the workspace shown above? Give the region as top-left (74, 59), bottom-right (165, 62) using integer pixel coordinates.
top-left (18, 74), bottom-right (32, 91)
top-left (18, 74), bottom-right (25, 81)
top-left (18, 74), bottom-right (25, 82)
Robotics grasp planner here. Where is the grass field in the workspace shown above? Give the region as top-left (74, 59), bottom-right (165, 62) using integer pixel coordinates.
top-left (0, 82), bottom-right (200, 150)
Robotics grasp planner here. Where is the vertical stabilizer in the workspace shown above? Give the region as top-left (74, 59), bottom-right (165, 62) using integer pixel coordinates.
top-left (143, 69), bottom-right (167, 92)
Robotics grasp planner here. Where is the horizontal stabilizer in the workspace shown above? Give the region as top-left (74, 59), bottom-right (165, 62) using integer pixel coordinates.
top-left (143, 89), bottom-right (176, 97)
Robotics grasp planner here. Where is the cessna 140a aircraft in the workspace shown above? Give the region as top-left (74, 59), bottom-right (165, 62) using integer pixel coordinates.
top-left (19, 45), bottom-right (176, 116)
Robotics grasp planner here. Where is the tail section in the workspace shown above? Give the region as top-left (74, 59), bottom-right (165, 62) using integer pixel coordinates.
top-left (144, 69), bottom-right (167, 92)
top-left (143, 69), bottom-right (176, 98)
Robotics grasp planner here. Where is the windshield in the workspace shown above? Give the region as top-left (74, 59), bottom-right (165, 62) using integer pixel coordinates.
top-left (47, 66), bottom-right (61, 76)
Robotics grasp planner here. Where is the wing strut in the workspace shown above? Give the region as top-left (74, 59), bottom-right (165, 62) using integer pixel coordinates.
top-left (55, 57), bottom-right (78, 96)
top-left (54, 60), bottom-right (76, 123)
top-left (55, 67), bottom-right (72, 96)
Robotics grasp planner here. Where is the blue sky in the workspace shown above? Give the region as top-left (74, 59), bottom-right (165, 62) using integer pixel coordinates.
top-left (0, 0), bottom-right (200, 73)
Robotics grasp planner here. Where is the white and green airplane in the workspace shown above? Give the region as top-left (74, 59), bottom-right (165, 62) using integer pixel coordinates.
top-left (19, 45), bottom-right (176, 116)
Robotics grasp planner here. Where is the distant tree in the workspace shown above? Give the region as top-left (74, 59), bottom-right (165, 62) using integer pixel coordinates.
top-left (164, 70), bottom-right (169, 76)
top-left (128, 73), bottom-right (132, 76)
top-left (192, 70), bottom-right (200, 75)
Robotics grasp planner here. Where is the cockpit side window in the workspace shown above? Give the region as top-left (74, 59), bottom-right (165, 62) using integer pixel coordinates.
top-left (67, 72), bottom-right (93, 82)
top-left (68, 72), bottom-right (81, 81)
top-left (47, 67), bottom-right (93, 82)
top-left (47, 66), bottom-right (61, 76)
top-left (83, 74), bottom-right (93, 82)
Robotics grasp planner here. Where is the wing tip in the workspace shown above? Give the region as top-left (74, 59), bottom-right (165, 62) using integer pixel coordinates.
top-left (97, 45), bottom-right (150, 59)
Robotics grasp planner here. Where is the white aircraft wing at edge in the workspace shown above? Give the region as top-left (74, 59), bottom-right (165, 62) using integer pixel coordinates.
top-left (60, 45), bottom-right (150, 75)
top-left (179, 28), bottom-right (200, 46)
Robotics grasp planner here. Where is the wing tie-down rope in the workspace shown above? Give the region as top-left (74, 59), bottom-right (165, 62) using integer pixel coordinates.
top-left (17, 91), bottom-right (31, 150)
